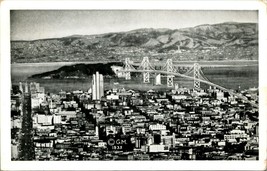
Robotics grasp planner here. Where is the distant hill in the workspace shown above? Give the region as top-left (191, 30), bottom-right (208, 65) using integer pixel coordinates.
top-left (30, 62), bottom-right (123, 79)
top-left (11, 22), bottom-right (258, 63)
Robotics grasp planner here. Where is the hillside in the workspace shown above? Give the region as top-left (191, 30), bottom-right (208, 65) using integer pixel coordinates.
top-left (11, 22), bottom-right (258, 63)
top-left (30, 62), bottom-right (123, 79)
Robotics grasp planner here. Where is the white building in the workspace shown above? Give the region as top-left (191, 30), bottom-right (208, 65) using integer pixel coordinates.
top-left (11, 118), bottom-right (22, 129)
top-left (19, 82), bottom-right (23, 93)
top-left (31, 89), bottom-right (45, 109)
top-left (106, 94), bottom-right (119, 100)
top-left (92, 72), bottom-right (104, 100)
top-left (53, 115), bottom-right (62, 124)
top-left (36, 114), bottom-right (53, 125)
top-left (174, 83), bottom-right (179, 90)
top-left (154, 74), bottom-right (161, 85)
top-left (98, 142), bottom-right (107, 148)
top-left (216, 91), bottom-right (224, 100)
top-left (148, 144), bottom-right (169, 153)
top-left (149, 124), bottom-right (166, 131)
top-left (111, 66), bottom-right (126, 78)
top-left (11, 144), bottom-right (19, 159)
top-left (57, 110), bottom-right (77, 121)
top-left (224, 129), bottom-right (249, 141)
top-left (172, 94), bottom-right (188, 100)
top-left (153, 114), bottom-right (164, 120)
top-left (106, 125), bottom-right (117, 136)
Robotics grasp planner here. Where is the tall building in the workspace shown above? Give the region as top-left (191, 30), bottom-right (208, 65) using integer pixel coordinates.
top-left (24, 82), bottom-right (28, 93)
top-left (95, 126), bottom-right (99, 138)
top-left (92, 72), bottom-right (104, 100)
top-left (154, 74), bottom-right (161, 85)
top-left (174, 83), bottom-right (179, 90)
top-left (176, 45), bottom-right (182, 53)
top-left (19, 82), bottom-right (23, 93)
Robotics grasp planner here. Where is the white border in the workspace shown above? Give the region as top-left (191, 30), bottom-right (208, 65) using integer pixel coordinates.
top-left (1, 1), bottom-right (267, 170)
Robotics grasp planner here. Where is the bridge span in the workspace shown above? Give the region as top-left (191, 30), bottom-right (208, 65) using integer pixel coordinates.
top-left (119, 57), bottom-right (258, 108)
top-left (121, 69), bottom-right (258, 108)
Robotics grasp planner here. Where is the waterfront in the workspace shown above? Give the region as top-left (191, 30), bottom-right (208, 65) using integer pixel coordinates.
top-left (11, 61), bottom-right (258, 93)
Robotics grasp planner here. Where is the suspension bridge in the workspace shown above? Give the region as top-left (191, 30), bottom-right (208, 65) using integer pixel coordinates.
top-left (120, 57), bottom-right (258, 108)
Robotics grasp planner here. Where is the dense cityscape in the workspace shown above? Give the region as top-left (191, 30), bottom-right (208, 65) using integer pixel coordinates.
top-left (4, 8), bottom-right (266, 171)
top-left (11, 71), bottom-right (259, 161)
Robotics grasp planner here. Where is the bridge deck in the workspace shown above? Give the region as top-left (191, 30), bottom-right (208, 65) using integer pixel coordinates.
top-left (118, 69), bottom-right (258, 108)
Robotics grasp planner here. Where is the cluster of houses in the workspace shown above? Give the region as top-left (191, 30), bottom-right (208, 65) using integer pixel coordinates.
top-left (11, 81), bottom-right (258, 160)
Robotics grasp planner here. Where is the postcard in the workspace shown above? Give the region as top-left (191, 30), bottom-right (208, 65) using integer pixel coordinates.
top-left (1, 0), bottom-right (266, 170)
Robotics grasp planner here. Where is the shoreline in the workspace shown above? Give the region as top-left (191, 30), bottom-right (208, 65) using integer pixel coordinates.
top-left (11, 60), bottom-right (258, 66)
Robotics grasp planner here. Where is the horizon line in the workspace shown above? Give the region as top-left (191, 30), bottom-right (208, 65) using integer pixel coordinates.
top-left (11, 21), bottom-right (257, 42)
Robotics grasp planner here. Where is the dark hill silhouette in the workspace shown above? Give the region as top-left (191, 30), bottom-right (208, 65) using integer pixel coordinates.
top-left (30, 62), bottom-right (123, 79)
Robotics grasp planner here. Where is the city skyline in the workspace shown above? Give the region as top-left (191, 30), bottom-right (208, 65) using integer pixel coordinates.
top-left (1, 0), bottom-right (267, 168)
top-left (11, 10), bottom-right (258, 41)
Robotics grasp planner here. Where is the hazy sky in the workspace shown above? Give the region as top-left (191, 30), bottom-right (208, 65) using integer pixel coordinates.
top-left (11, 10), bottom-right (258, 40)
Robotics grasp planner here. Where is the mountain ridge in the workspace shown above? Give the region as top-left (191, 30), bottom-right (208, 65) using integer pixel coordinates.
top-left (11, 22), bottom-right (258, 63)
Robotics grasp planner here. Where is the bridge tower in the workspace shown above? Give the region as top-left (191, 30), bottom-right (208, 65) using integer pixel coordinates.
top-left (124, 58), bottom-right (132, 80)
top-left (166, 58), bottom-right (174, 87)
top-left (140, 57), bottom-right (152, 83)
top-left (193, 63), bottom-right (200, 89)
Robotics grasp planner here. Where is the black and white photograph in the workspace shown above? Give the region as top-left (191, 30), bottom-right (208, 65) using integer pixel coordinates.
top-left (1, 1), bottom-right (267, 170)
